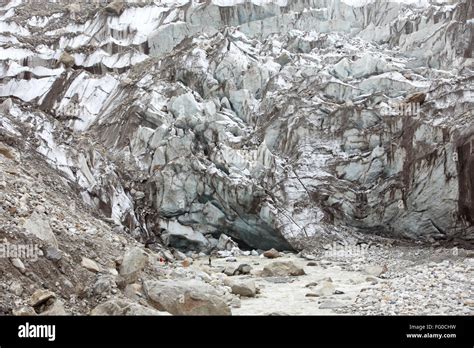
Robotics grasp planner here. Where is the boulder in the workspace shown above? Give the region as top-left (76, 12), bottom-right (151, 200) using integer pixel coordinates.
top-left (224, 278), bottom-right (257, 297)
top-left (223, 264), bottom-right (238, 276)
top-left (161, 220), bottom-right (209, 252)
top-left (262, 261), bottom-right (305, 277)
top-left (119, 247), bottom-right (148, 283)
top-left (235, 264), bottom-right (252, 275)
top-left (41, 300), bottom-right (68, 316)
top-left (263, 248), bottom-right (280, 258)
top-left (12, 306), bottom-right (37, 316)
top-left (29, 289), bottom-right (56, 307)
top-left (9, 282), bottom-right (23, 296)
top-left (143, 279), bottom-right (231, 315)
top-left (81, 257), bottom-right (101, 273)
top-left (45, 246), bottom-right (62, 262)
top-left (124, 283), bottom-right (143, 301)
top-left (104, 1), bottom-right (124, 16)
top-left (22, 212), bottom-right (58, 248)
top-left (91, 299), bottom-right (169, 316)
top-left (223, 263), bottom-right (252, 276)
top-left (93, 275), bottom-right (115, 295)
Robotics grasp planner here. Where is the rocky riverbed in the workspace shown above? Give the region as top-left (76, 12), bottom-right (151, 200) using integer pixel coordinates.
top-left (204, 246), bottom-right (473, 315)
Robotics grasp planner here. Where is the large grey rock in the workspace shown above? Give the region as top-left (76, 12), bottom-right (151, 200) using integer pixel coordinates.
top-left (41, 300), bottom-right (68, 316)
top-left (119, 247), bottom-right (148, 283)
top-left (124, 283), bottom-right (143, 301)
top-left (45, 246), bottom-right (63, 262)
top-left (9, 282), bottom-right (23, 296)
top-left (161, 221), bottom-right (209, 252)
top-left (29, 289), bottom-right (56, 307)
top-left (22, 212), bottom-right (58, 248)
top-left (223, 264), bottom-right (239, 276)
top-left (224, 278), bottom-right (257, 297)
top-left (104, 1), bottom-right (124, 16)
top-left (263, 248), bottom-right (280, 259)
top-left (143, 279), bottom-right (231, 316)
top-left (91, 299), bottom-right (169, 316)
top-left (12, 306), bottom-right (37, 316)
top-left (93, 275), bottom-right (115, 295)
top-left (262, 261), bottom-right (305, 277)
top-left (223, 263), bottom-right (252, 276)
